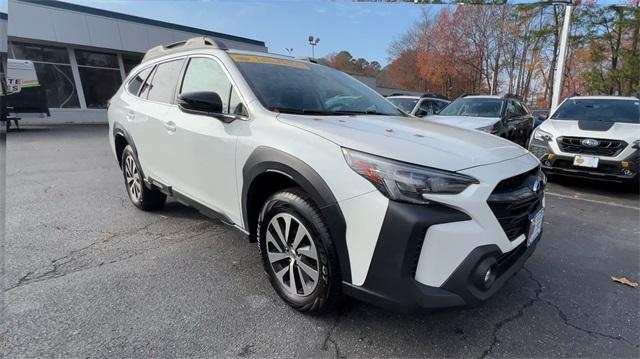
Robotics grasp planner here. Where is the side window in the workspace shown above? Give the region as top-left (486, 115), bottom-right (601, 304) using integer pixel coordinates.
top-left (516, 102), bottom-right (529, 116)
top-left (415, 100), bottom-right (432, 117)
top-left (434, 101), bottom-right (448, 113)
top-left (146, 59), bottom-right (185, 103)
top-left (505, 101), bottom-right (517, 118)
top-left (181, 57), bottom-right (235, 114)
top-left (127, 67), bottom-right (152, 96)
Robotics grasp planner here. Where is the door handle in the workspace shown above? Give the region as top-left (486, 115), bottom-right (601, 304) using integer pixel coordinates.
top-left (164, 121), bottom-right (177, 132)
top-left (126, 111), bottom-right (135, 121)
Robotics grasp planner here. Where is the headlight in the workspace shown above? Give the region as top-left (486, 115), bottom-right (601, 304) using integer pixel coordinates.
top-left (342, 148), bottom-right (479, 203)
top-left (533, 129), bottom-right (554, 141)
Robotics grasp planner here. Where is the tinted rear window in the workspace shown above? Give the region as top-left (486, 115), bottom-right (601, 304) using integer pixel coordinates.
top-left (551, 99), bottom-right (640, 123)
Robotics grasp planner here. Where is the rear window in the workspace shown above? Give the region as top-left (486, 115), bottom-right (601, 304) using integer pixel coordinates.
top-left (551, 99), bottom-right (640, 123)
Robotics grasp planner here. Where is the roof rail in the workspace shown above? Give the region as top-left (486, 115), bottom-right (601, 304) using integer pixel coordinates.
top-left (457, 93), bottom-right (476, 98)
top-left (142, 37), bottom-right (228, 62)
top-left (421, 92), bottom-right (449, 100)
top-left (387, 93), bottom-right (410, 97)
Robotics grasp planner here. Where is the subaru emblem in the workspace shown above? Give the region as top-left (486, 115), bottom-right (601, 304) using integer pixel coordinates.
top-left (581, 138), bottom-right (600, 147)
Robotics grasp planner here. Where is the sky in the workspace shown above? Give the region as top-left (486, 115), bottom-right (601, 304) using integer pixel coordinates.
top-left (2, 0), bottom-right (627, 66)
top-left (58, 0), bottom-right (435, 66)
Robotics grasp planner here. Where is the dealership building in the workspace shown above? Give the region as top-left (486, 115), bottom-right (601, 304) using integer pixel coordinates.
top-left (5, 0), bottom-right (267, 123)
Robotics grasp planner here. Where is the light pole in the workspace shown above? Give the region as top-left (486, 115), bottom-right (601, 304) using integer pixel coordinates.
top-left (285, 48), bottom-right (293, 56)
top-left (308, 35), bottom-right (320, 58)
top-left (550, 1), bottom-right (574, 111)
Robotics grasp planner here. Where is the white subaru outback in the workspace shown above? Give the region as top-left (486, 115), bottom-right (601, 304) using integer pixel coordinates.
top-left (529, 96), bottom-right (639, 184)
top-left (108, 37), bottom-right (545, 314)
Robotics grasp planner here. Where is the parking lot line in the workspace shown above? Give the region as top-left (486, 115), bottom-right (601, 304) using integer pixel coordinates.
top-left (546, 192), bottom-right (640, 211)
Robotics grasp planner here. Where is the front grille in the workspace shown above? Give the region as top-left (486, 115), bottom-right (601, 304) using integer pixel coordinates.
top-left (488, 168), bottom-right (544, 241)
top-left (557, 136), bottom-right (627, 157)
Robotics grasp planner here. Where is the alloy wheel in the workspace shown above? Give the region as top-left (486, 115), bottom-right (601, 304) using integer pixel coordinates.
top-left (124, 155), bottom-right (142, 201)
top-left (266, 213), bottom-right (320, 297)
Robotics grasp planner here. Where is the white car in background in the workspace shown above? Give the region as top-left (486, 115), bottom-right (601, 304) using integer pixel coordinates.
top-left (386, 94), bottom-right (450, 117)
top-left (529, 95), bottom-right (640, 184)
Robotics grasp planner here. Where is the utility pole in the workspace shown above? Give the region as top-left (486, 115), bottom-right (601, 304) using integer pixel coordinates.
top-left (551, 2), bottom-right (573, 111)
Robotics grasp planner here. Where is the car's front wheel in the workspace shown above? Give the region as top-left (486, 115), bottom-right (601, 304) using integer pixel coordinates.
top-left (258, 188), bottom-right (342, 314)
top-left (121, 145), bottom-right (166, 211)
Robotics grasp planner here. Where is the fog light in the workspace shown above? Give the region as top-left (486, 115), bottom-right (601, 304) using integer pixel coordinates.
top-left (484, 267), bottom-right (496, 288)
top-left (547, 153), bottom-right (556, 160)
top-left (474, 258), bottom-right (497, 290)
top-left (544, 160), bottom-right (551, 166)
top-left (621, 160), bottom-right (630, 168)
top-left (622, 169), bottom-right (632, 176)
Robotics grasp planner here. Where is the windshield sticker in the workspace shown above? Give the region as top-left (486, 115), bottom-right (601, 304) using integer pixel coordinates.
top-left (230, 54), bottom-right (309, 70)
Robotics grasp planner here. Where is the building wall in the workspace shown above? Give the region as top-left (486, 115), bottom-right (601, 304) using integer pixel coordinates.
top-left (7, 0), bottom-right (266, 124)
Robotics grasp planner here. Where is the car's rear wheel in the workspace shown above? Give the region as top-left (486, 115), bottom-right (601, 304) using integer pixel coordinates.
top-left (121, 145), bottom-right (166, 211)
top-left (258, 188), bottom-right (342, 314)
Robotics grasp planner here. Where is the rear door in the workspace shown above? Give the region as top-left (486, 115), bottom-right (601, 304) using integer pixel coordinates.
top-left (134, 57), bottom-right (185, 185)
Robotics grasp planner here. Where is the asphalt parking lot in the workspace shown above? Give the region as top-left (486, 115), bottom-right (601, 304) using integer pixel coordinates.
top-left (2, 124), bottom-right (639, 358)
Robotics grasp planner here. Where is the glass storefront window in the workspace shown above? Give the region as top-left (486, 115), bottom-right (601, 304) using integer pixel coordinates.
top-left (78, 67), bottom-right (121, 109)
top-left (122, 54), bottom-right (143, 75)
top-left (34, 63), bottom-right (81, 108)
top-left (75, 50), bottom-right (119, 68)
top-left (9, 42), bottom-right (80, 108)
top-left (75, 49), bottom-right (122, 109)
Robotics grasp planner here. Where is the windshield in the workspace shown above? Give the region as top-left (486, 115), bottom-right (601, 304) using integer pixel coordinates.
top-left (551, 99), bottom-right (640, 123)
top-left (438, 98), bottom-right (503, 118)
top-left (387, 98), bottom-right (418, 113)
top-left (231, 54), bottom-right (402, 116)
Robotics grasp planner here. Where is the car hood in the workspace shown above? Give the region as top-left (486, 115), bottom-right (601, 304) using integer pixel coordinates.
top-left (277, 114), bottom-right (528, 171)
top-left (425, 115), bottom-right (500, 130)
top-left (541, 119), bottom-right (640, 142)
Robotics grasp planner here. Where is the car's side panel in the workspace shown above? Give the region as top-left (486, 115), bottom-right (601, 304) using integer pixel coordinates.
top-left (337, 190), bottom-right (388, 286)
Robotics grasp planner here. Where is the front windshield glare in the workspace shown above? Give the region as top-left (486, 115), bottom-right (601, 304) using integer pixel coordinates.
top-left (438, 98), bottom-right (503, 118)
top-left (231, 54), bottom-right (402, 116)
top-left (551, 99), bottom-right (640, 123)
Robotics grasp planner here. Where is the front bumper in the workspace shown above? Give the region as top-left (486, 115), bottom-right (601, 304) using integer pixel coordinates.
top-left (343, 194), bottom-right (542, 313)
top-left (529, 139), bottom-right (639, 182)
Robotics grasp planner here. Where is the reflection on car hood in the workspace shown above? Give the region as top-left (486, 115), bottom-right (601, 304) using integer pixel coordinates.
top-left (278, 114), bottom-right (528, 171)
top-left (425, 115), bottom-right (501, 130)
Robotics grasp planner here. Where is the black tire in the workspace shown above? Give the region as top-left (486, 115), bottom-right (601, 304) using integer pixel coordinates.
top-left (121, 145), bottom-right (166, 211)
top-left (257, 188), bottom-right (342, 315)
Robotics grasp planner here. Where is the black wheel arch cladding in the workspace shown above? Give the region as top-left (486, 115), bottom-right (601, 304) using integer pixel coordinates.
top-left (242, 146), bottom-right (351, 283)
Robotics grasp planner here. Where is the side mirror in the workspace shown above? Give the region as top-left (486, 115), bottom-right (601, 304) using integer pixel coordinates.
top-left (178, 91), bottom-right (235, 123)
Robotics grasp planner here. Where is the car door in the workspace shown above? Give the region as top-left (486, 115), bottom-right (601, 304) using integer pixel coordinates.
top-left (134, 57), bottom-right (186, 185)
top-left (166, 56), bottom-right (247, 224)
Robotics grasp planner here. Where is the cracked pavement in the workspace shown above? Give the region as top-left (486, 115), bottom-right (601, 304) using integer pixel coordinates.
top-left (2, 124), bottom-right (639, 358)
